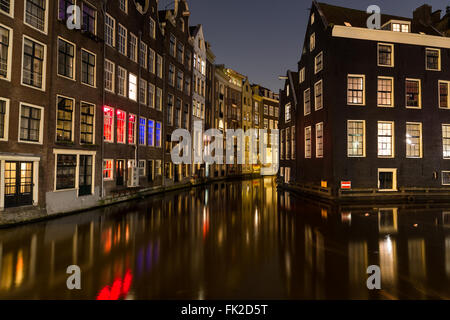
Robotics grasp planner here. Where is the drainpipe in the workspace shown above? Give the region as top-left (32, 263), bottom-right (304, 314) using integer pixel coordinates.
top-left (101, 0), bottom-right (109, 198)
top-left (136, 31), bottom-right (142, 187)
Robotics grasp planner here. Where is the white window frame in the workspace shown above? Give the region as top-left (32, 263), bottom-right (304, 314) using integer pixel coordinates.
top-left (0, 0), bottom-right (14, 17)
top-left (117, 66), bottom-right (127, 97)
top-left (347, 120), bottom-right (366, 158)
top-left (57, 36), bottom-right (76, 81)
top-left (80, 48), bottom-right (96, 88)
top-left (377, 43), bottom-right (394, 67)
top-left (378, 168), bottom-right (397, 191)
top-left (149, 83), bottom-right (155, 108)
top-left (138, 159), bottom-right (146, 177)
top-left (347, 74), bottom-right (365, 106)
top-left (406, 122), bottom-right (422, 159)
top-left (304, 88), bottom-right (311, 116)
top-left (129, 32), bottom-right (138, 62)
top-left (314, 51), bottom-right (323, 74)
top-left (405, 78), bottom-right (422, 109)
top-left (80, 101), bottom-right (96, 145)
top-left (55, 94), bottom-right (75, 143)
top-left (119, 0), bottom-right (127, 14)
top-left (441, 171), bottom-right (450, 186)
top-left (305, 126), bottom-right (312, 159)
top-left (316, 122), bottom-right (323, 158)
top-left (310, 33), bottom-right (315, 52)
top-left (299, 67), bottom-right (305, 84)
top-left (139, 78), bottom-right (147, 105)
top-left (0, 97), bottom-right (10, 141)
top-left (116, 109), bottom-right (126, 144)
top-left (103, 106), bottom-right (114, 143)
top-left (23, 0), bottom-right (49, 34)
top-left (18, 102), bottom-right (44, 144)
top-left (105, 13), bottom-right (115, 48)
top-left (21, 35), bottom-right (47, 92)
top-left (117, 23), bottom-right (127, 56)
top-left (104, 59), bottom-right (115, 93)
top-left (103, 159), bottom-right (114, 181)
top-left (149, 48), bottom-right (155, 74)
top-left (149, 17), bottom-right (156, 39)
top-left (377, 76), bottom-right (394, 108)
top-left (128, 113), bottom-right (136, 145)
top-left (377, 121), bottom-right (395, 158)
top-left (129, 73), bottom-right (137, 101)
top-left (314, 80), bottom-right (323, 111)
top-left (439, 81), bottom-right (450, 110)
top-left (442, 124), bottom-right (450, 159)
top-left (0, 23), bottom-right (13, 82)
top-left (425, 48), bottom-right (441, 71)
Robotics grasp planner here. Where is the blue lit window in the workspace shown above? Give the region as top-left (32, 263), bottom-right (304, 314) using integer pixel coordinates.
top-left (139, 118), bottom-right (146, 145)
top-left (148, 119), bottom-right (154, 146)
top-left (156, 122), bottom-right (161, 147)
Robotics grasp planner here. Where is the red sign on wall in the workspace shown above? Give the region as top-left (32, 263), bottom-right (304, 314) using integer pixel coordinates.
top-left (341, 181), bottom-right (352, 189)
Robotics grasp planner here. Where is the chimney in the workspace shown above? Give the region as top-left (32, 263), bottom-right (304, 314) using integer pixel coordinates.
top-left (432, 10), bottom-right (442, 24)
top-left (413, 4), bottom-right (432, 25)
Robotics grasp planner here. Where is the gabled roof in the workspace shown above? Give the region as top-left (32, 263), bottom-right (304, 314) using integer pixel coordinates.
top-left (316, 2), bottom-right (442, 36)
top-left (189, 25), bottom-right (200, 37)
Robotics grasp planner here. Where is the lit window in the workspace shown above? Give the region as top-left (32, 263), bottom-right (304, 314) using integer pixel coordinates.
top-left (443, 124), bottom-right (450, 159)
top-left (401, 24), bottom-right (409, 33)
top-left (25, 0), bottom-right (47, 32)
top-left (139, 118), bottom-right (146, 145)
top-left (148, 119), bottom-right (154, 146)
top-left (149, 17), bottom-right (156, 39)
top-left (81, 49), bottom-right (95, 87)
top-left (56, 96), bottom-right (74, 142)
top-left (117, 24), bottom-right (127, 56)
top-left (377, 77), bottom-right (393, 107)
top-left (310, 33), bottom-right (315, 52)
top-left (116, 109), bottom-right (126, 143)
top-left (299, 67), bottom-right (305, 84)
top-left (316, 122), bottom-right (323, 158)
top-left (304, 88), bottom-right (311, 115)
top-left (392, 23), bottom-right (400, 32)
top-left (285, 103), bottom-right (291, 122)
top-left (80, 102), bottom-right (94, 144)
top-left (105, 14), bottom-right (115, 47)
top-left (439, 81), bottom-right (450, 109)
top-left (426, 48), bottom-right (440, 71)
top-left (138, 160), bottom-right (146, 177)
top-left (103, 160), bottom-right (113, 181)
top-left (128, 73), bottom-right (137, 101)
top-left (57, 38), bottom-right (74, 79)
top-left (128, 114), bottom-right (136, 144)
top-left (22, 37), bottom-right (45, 89)
top-left (314, 52), bottom-right (323, 74)
top-left (129, 33), bottom-right (137, 62)
top-left (406, 122), bottom-right (422, 158)
top-left (104, 59), bottom-right (114, 92)
top-left (405, 79), bottom-right (421, 108)
top-left (103, 106), bottom-right (114, 142)
top-left (117, 66), bottom-right (126, 96)
top-left (280, 129), bottom-right (285, 160)
top-left (155, 160), bottom-right (162, 175)
top-left (314, 80), bottom-right (323, 111)
top-left (347, 75), bottom-right (365, 105)
top-left (378, 43), bottom-right (393, 67)
top-left (305, 126), bottom-right (311, 158)
top-left (378, 121), bottom-right (394, 157)
top-left (347, 120), bottom-right (365, 157)
top-left (291, 126), bottom-right (296, 159)
top-left (156, 122), bottom-right (162, 147)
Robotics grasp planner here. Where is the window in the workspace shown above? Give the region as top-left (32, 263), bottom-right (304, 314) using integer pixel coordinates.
top-left (299, 67), bottom-right (305, 84)
top-left (378, 169), bottom-right (397, 191)
top-left (169, 64), bottom-right (175, 86)
top-left (129, 33), bottom-right (137, 62)
top-left (314, 52), bottom-right (323, 74)
top-left (25, 0), bottom-right (47, 32)
top-left (314, 80), bottom-right (323, 111)
top-left (116, 109), bottom-right (126, 144)
top-left (175, 99), bottom-right (182, 128)
top-left (156, 54), bottom-right (163, 78)
top-left (347, 120), bottom-right (365, 157)
top-left (285, 103), bottom-right (291, 122)
top-left (0, 25), bottom-right (11, 80)
top-left (439, 81), bottom-right (450, 109)
top-left (149, 48), bottom-right (155, 73)
top-left (138, 160), bottom-right (146, 177)
top-left (119, 0), bottom-right (127, 13)
top-left (377, 77), bottom-right (393, 107)
top-left (443, 172), bottom-right (450, 185)
top-left (378, 43), bottom-right (394, 67)
top-left (156, 87), bottom-right (162, 111)
top-left (128, 114), bottom-right (136, 144)
top-left (103, 106), bottom-right (114, 142)
top-left (139, 118), bottom-right (146, 145)
top-left (167, 94), bottom-right (174, 126)
top-left (184, 77), bottom-right (191, 95)
top-left (316, 122), bottom-right (323, 158)
top-left (19, 104), bottom-right (42, 143)
top-left (56, 154), bottom-right (76, 190)
top-left (269, 106), bottom-right (274, 116)
top-left (304, 88), bottom-right (311, 115)
top-left (149, 17), bottom-right (156, 39)
top-left (280, 129), bottom-right (285, 160)
top-left (1, 0), bottom-right (12, 15)
top-left (82, 3), bottom-right (96, 34)
top-left (117, 66), bottom-right (126, 96)
top-left (183, 103), bottom-right (189, 129)
top-left (155, 160), bottom-right (162, 175)
top-left (22, 37), bottom-right (45, 89)
top-left (139, 42), bottom-right (147, 69)
top-left (311, 13), bottom-right (315, 25)
top-left (80, 102), bottom-right (94, 144)
top-left (310, 33), bottom-right (315, 52)
top-left (0, 98), bottom-right (9, 141)
top-left (139, 79), bottom-right (147, 105)
top-left (305, 126), bottom-right (311, 158)
top-left (104, 59), bottom-right (114, 92)
top-left (148, 119), bottom-right (154, 146)
top-left (275, 107), bottom-right (279, 118)
top-left (443, 124), bottom-right (450, 158)
top-left (103, 160), bottom-right (113, 180)
top-left (57, 38), bottom-right (75, 79)
top-left (378, 121), bottom-right (394, 158)
top-left (426, 48), bottom-right (440, 71)
top-left (406, 122), bottom-right (422, 158)
top-left (170, 34), bottom-right (176, 57)
top-left (406, 79), bottom-right (421, 108)
top-left (56, 96), bottom-right (74, 142)
top-left (148, 83), bottom-right (155, 108)
top-left (286, 127), bottom-right (290, 159)
top-left (117, 24), bottom-right (127, 56)
top-left (347, 75), bottom-right (365, 105)
top-left (128, 73), bottom-right (137, 101)
top-left (105, 14), bottom-right (115, 47)
top-left (81, 49), bottom-right (96, 87)
top-left (156, 122), bottom-right (162, 147)
top-left (177, 70), bottom-right (183, 91)
top-left (177, 42), bottom-right (184, 64)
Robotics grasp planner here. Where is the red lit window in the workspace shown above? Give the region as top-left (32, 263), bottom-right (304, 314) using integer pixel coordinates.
top-left (103, 160), bottom-right (113, 180)
top-left (116, 109), bottom-right (126, 143)
top-left (128, 114), bottom-right (136, 144)
top-left (103, 106), bottom-right (114, 142)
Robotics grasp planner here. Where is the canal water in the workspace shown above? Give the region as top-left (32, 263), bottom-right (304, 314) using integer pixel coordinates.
top-left (0, 177), bottom-right (449, 299)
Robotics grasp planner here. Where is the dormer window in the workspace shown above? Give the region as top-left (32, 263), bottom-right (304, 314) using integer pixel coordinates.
top-left (382, 20), bottom-right (410, 33)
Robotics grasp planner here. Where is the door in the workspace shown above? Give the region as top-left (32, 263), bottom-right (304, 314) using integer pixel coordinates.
top-left (79, 155), bottom-right (92, 196)
top-left (147, 160), bottom-right (153, 182)
top-left (4, 161), bottom-right (33, 208)
top-left (116, 160), bottom-right (124, 186)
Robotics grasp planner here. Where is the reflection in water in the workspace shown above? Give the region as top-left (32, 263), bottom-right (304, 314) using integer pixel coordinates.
top-left (0, 177), bottom-right (450, 299)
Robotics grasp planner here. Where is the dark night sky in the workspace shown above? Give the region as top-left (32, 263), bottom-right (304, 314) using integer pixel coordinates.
top-left (161, 0), bottom-right (448, 92)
